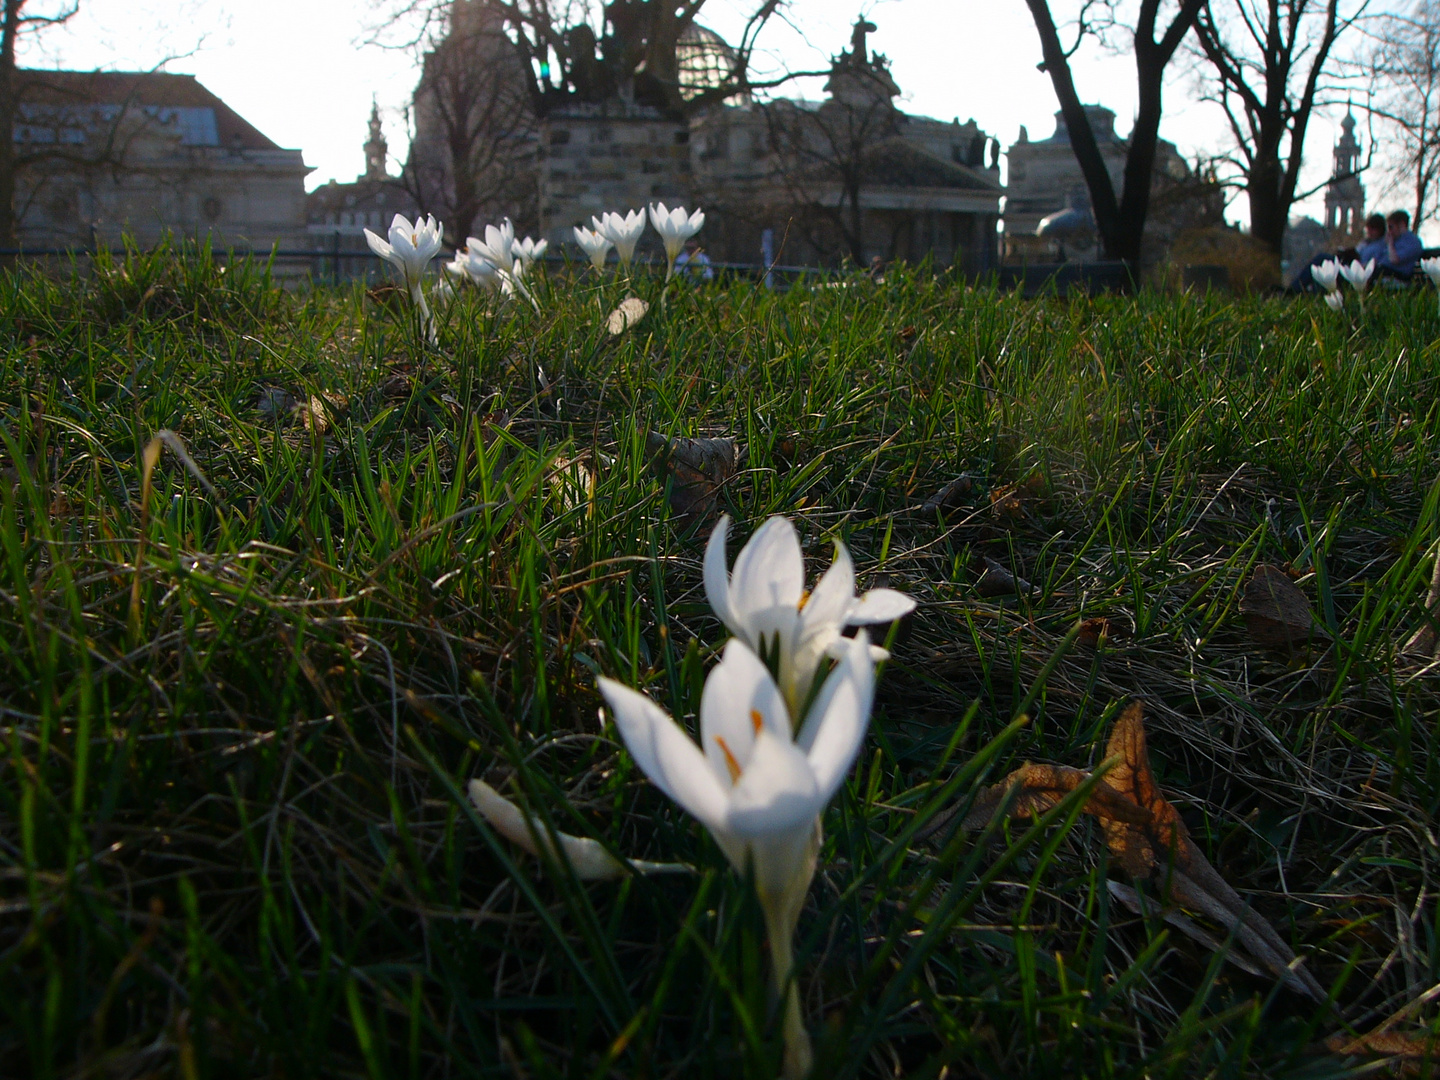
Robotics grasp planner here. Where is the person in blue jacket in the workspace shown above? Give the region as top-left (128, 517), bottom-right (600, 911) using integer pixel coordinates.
top-left (1373, 209), bottom-right (1424, 281)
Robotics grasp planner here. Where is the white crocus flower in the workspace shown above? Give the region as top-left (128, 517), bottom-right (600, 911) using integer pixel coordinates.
top-left (598, 633), bottom-right (876, 1080)
top-left (449, 246), bottom-right (500, 292)
top-left (648, 202), bottom-right (705, 280)
top-left (1312, 259), bottom-right (1341, 293)
top-left (365, 213), bottom-right (443, 341)
top-left (705, 515), bottom-right (914, 720)
top-left (573, 225), bottom-right (613, 271)
top-left (468, 779), bottom-right (687, 879)
top-left (470, 219), bottom-right (517, 275)
top-left (468, 221), bottom-right (538, 309)
top-left (1422, 256), bottom-right (1440, 315)
top-left (512, 236), bottom-right (548, 270)
top-left (365, 212), bottom-right (443, 290)
top-left (594, 209), bottom-right (646, 268)
top-left (1324, 289), bottom-right (1345, 312)
top-left (1341, 257), bottom-right (1375, 292)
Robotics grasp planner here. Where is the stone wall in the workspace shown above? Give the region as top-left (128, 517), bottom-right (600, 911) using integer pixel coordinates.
top-left (539, 103), bottom-right (692, 249)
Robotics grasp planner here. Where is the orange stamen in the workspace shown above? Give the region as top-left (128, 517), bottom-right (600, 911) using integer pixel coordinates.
top-left (715, 736), bottom-right (742, 783)
top-left (750, 709), bottom-right (764, 735)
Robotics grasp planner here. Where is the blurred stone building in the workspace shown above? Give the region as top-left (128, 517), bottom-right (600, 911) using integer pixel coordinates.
top-left (306, 104), bottom-right (419, 253)
top-left (405, 4), bottom-right (1002, 271)
top-left (689, 19), bottom-right (1003, 271)
top-left (1003, 106), bottom-right (1215, 265)
top-left (13, 70), bottom-right (309, 249)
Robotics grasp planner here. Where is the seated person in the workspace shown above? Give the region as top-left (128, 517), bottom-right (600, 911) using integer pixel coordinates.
top-left (1374, 209), bottom-right (1424, 280)
top-left (1289, 214), bottom-right (1384, 292)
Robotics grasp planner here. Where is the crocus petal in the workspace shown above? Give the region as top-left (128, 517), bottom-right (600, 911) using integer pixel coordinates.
top-left (598, 677), bottom-right (729, 833)
top-left (700, 639), bottom-right (791, 786)
top-left (469, 780), bottom-right (688, 879)
top-left (704, 514), bottom-right (739, 631)
top-left (729, 517), bottom-right (805, 627)
top-left (848, 588), bottom-right (916, 624)
top-left (799, 541), bottom-right (855, 638)
top-left (390, 227), bottom-right (418, 260)
top-left (469, 779), bottom-right (627, 879)
top-left (364, 228), bottom-right (393, 260)
top-left (725, 730), bottom-right (823, 839)
top-left (797, 632), bottom-right (874, 804)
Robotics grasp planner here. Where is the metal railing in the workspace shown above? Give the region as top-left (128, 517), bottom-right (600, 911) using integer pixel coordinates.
top-left (0, 244), bottom-right (836, 289)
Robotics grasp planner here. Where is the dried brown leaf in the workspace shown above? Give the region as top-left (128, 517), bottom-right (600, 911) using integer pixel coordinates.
top-left (302, 392), bottom-right (349, 435)
top-left (989, 483), bottom-right (1025, 519)
top-left (963, 700), bottom-right (1325, 1001)
top-left (1402, 545), bottom-right (1440, 660)
top-left (1326, 1029), bottom-right (1438, 1071)
top-left (1106, 880), bottom-right (1268, 979)
top-left (607, 296), bottom-right (648, 335)
top-left (974, 555), bottom-right (1035, 599)
top-left (646, 432), bottom-right (737, 523)
top-left (1240, 564), bottom-right (1328, 653)
top-left (920, 474), bottom-right (973, 517)
top-left (1077, 617), bottom-right (1110, 648)
top-left (961, 761), bottom-right (1150, 831)
top-left (1098, 702), bottom-right (1326, 1000)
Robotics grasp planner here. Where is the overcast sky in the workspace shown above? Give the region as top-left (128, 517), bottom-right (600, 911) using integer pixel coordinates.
top-left (15, 0), bottom-right (1394, 232)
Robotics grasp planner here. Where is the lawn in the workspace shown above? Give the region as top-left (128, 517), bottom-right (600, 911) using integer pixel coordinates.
top-left (3, 243), bottom-right (1440, 1077)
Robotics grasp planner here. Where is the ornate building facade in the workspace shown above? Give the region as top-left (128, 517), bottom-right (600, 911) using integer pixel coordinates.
top-left (407, 4), bottom-right (1001, 270)
top-left (688, 20), bottom-right (1002, 271)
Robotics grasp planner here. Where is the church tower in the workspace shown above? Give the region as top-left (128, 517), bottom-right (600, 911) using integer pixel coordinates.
top-left (362, 101), bottom-right (389, 182)
top-left (1323, 109), bottom-right (1365, 236)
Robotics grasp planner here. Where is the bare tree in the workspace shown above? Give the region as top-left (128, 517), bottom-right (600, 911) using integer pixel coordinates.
top-left (759, 27), bottom-right (901, 264)
top-left (1364, 0), bottom-right (1440, 229)
top-left (1193, 0), bottom-right (1367, 256)
top-left (403, 0), bottom-right (537, 243)
top-left (1, 0), bottom-right (80, 245)
top-left (1024, 0), bottom-right (1205, 274)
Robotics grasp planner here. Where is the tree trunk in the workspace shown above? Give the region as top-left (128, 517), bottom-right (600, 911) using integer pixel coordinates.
top-left (1023, 0), bottom-right (1202, 282)
top-left (1113, 52), bottom-right (1166, 267)
top-left (1246, 151), bottom-right (1287, 254)
top-left (845, 178), bottom-right (864, 264)
top-left (1025, 0), bottom-right (1123, 259)
top-left (0, 0), bottom-right (20, 248)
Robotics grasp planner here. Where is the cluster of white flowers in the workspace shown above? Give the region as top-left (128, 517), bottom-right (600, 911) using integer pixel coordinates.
top-left (1312, 256), bottom-right (1375, 312)
top-left (365, 213), bottom-right (548, 325)
top-left (573, 203), bottom-right (706, 279)
top-left (472, 514), bottom-right (913, 1078)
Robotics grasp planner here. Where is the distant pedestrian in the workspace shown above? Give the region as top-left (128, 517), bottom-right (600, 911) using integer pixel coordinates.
top-left (673, 239), bottom-right (713, 283)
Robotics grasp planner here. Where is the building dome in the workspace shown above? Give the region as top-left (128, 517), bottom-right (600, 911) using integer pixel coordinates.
top-left (677, 23), bottom-right (742, 101)
top-left (1036, 206), bottom-right (1094, 238)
